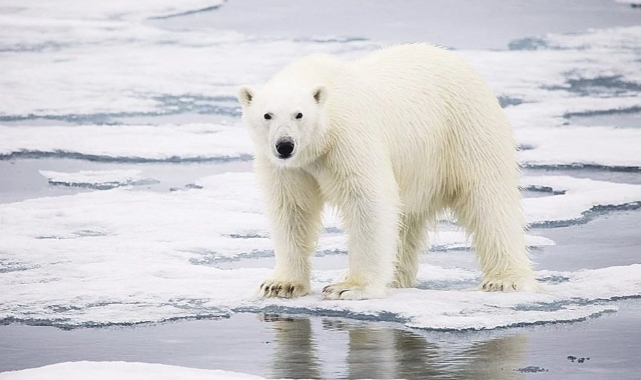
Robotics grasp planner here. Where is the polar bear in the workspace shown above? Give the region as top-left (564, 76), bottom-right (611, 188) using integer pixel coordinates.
top-left (238, 43), bottom-right (538, 300)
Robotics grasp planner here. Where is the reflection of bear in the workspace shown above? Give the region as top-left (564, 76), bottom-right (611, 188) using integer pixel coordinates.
top-left (262, 314), bottom-right (529, 379)
top-left (238, 44), bottom-right (538, 300)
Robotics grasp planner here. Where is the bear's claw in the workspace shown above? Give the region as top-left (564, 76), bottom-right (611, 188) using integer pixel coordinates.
top-left (257, 280), bottom-right (309, 298)
top-left (322, 282), bottom-right (387, 300)
top-left (480, 277), bottom-right (540, 292)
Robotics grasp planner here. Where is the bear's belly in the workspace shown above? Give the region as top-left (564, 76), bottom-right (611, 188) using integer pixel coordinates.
top-left (304, 154), bottom-right (447, 215)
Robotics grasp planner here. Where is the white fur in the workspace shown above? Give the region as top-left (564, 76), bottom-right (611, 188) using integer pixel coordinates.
top-left (239, 44), bottom-right (538, 300)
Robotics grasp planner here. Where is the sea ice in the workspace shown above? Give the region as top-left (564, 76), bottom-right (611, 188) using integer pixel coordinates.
top-left (0, 172), bottom-right (639, 330)
top-left (1, 2), bottom-right (640, 127)
top-left (517, 126), bottom-right (641, 169)
top-left (0, 361), bottom-right (265, 380)
top-left (39, 169), bottom-right (158, 189)
top-left (521, 176), bottom-right (641, 226)
top-left (0, 124), bottom-right (252, 162)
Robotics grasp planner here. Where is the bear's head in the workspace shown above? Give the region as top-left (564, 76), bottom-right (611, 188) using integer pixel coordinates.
top-left (237, 83), bottom-right (328, 168)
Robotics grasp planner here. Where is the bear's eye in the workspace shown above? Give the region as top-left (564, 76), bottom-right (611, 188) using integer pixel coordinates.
top-left (264, 113), bottom-right (272, 120)
top-left (295, 112), bottom-right (303, 119)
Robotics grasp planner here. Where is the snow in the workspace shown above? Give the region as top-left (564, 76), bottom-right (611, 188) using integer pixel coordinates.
top-left (0, 124), bottom-right (252, 162)
top-left (0, 361), bottom-right (265, 380)
top-left (0, 2), bottom-right (375, 118)
top-left (0, 172), bottom-right (639, 330)
top-left (521, 176), bottom-right (641, 226)
top-left (518, 126), bottom-right (641, 169)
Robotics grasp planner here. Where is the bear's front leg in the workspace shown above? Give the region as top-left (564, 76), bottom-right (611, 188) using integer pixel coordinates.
top-left (256, 160), bottom-right (323, 298)
top-left (322, 168), bottom-right (400, 300)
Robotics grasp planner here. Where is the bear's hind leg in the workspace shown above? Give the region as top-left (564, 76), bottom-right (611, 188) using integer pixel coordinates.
top-left (392, 212), bottom-right (428, 288)
top-left (454, 185), bottom-right (538, 292)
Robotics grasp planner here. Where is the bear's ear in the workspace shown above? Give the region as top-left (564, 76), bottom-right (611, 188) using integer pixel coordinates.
top-left (312, 85), bottom-right (327, 105)
top-left (237, 86), bottom-right (254, 108)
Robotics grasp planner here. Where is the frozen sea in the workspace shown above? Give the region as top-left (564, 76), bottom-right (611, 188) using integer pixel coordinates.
top-left (1, 0), bottom-right (641, 379)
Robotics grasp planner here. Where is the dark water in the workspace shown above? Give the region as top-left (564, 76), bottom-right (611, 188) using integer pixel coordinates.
top-left (1, 301), bottom-right (640, 379)
top-left (569, 112), bottom-right (641, 129)
top-left (0, 158), bottom-right (252, 203)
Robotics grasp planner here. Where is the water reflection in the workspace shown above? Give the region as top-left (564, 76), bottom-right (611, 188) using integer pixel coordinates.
top-left (261, 314), bottom-right (527, 380)
top-left (260, 314), bottom-right (322, 379)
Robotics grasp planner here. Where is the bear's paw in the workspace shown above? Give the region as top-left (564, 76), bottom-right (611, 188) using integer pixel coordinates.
top-left (322, 282), bottom-right (387, 300)
top-left (257, 280), bottom-right (310, 298)
top-left (480, 276), bottom-right (540, 292)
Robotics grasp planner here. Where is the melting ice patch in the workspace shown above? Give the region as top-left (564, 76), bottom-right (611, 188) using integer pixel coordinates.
top-left (510, 25), bottom-right (641, 51)
top-left (0, 361), bottom-right (264, 380)
top-left (464, 26), bottom-right (641, 133)
top-left (521, 176), bottom-right (641, 226)
top-left (0, 124), bottom-right (252, 162)
top-left (39, 169), bottom-right (158, 190)
top-left (517, 126), bottom-right (641, 170)
top-left (1, 172), bottom-right (640, 330)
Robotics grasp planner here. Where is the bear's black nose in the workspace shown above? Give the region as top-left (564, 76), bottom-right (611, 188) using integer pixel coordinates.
top-left (276, 139), bottom-right (295, 159)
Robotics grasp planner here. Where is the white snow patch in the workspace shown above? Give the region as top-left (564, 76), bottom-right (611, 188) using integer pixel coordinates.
top-left (522, 176), bottom-right (641, 225)
top-left (0, 124), bottom-right (252, 161)
top-left (0, 361), bottom-right (264, 380)
top-left (530, 25), bottom-right (641, 51)
top-left (517, 126), bottom-right (641, 168)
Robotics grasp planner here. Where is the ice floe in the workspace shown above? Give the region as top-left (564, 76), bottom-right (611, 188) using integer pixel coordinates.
top-left (0, 124), bottom-right (252, 162)
top-left (39, 169), bottom-right (158, 190)
top-left (0, 172), bottom-right (639, 330)
top-left (0, 1), bottom-right (375, 118)
top-left (517, 126), bottom-right (641, 170)
top-left (522, 176), bottom-right (641, 226)
top-left (0, 361), bottom-right (264, 380)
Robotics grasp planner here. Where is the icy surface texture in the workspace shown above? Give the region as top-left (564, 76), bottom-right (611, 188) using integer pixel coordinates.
top-left (0, 361), bottom-right (265, 380)
top-left (1, 173), bottom-right (640, 330)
